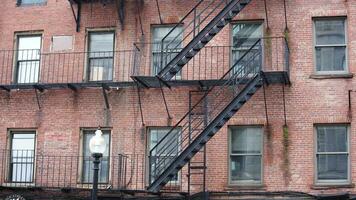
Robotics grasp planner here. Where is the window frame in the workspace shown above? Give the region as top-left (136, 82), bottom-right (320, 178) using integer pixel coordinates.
top-left (6, 129), bottom-right (37, 184)
top-left (313, 17), bottom-right (348, 75)
top-left (14, 33), bottom-right (43, 84)
top-left (86, 30), bottom-right (116, 82)
top-left (228, 125), bottom-right (264, 186)
top-left (230, 21), bottom-right (264, 74)
top-left (146, 126), bottom-right (181, 186)
top-left (78, 128), bottom-right (112, 185)
top-left (150, 25), bottom-right (183, 78)
top-left (314, 124), bottom-right (351, 185)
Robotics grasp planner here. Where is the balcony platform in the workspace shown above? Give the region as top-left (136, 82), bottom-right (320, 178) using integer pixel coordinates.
top-left (0, 71), bottom-right (289, 92)
top-left (132, 71), bottom-right (290, 88)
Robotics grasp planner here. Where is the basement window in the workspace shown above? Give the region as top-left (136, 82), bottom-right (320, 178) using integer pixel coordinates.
top-left (314, 18), bottom-right (347, 74)
top-left (229, 126), bottom-right (263, 185)
top-left (315, 125), bottom-right (349, 185)
top-left (17, 0), bottom-right (47, 6)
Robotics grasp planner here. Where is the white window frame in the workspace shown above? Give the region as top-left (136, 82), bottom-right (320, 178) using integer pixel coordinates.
top-left (17, 0), bottom-right (47, 6)
top-left (313, 17), bottom-right (348, 75)
top-left (314, 124), bottom-right (350, 185)
top-left (228, 126), bottom-right (263, 186)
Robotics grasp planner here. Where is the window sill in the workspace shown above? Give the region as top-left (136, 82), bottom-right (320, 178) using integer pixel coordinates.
top-left (225, 184), bottom-right (265, 191)
top-left (311, 183), bottom-right (354, 190)
top-left (310, 73), bottom-right (353, 79)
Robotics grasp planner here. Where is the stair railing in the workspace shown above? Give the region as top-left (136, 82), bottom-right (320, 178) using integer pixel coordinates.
top-left (158, 0), bottom-right (234, 74)
top-left (149, 39), bottom-right (262, 184)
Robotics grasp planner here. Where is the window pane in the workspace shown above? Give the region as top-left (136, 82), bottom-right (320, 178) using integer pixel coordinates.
top-left (18, 36), bottom-right (41, 50)
top-left (230, 155), bottom-right (261, 182)
top-left (317, 126), bottom-right (347, 152)
top-left (21, 0), bottom-right (46, 5)
top-left (17, 61), bottom-right (40, 83)
top-left (232, 23), bottom-right (262, 48)
top-left (149, 128), bottom-right (180, 183)
top-left (315, 19), bottom-right (345, 45)
top-left (11, 132), bottom-right (35, 183)
top-left (317, 154), bottom-right (348, 180)
top-left (231, 127), bottom-right (262, 154)
top-left (316, 46), bottom-right (346, 71)
top-left (89, 58), bottom-right (113, 81)
top-left (89, 32), bottom-right (114, 53)
top-left (82, 130), bottom-right (110, 183)
top-left (152, 26), bottom-right (182, 76)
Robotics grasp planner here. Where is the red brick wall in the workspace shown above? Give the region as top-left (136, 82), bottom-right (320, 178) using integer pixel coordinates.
top-left (0, 0), bottom-right (356, 197)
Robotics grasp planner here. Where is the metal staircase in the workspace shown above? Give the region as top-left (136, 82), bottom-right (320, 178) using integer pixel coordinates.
top-left (156, 0), bottom-right (252, 82)
top-left (148, 39), bottom-right (264, 192)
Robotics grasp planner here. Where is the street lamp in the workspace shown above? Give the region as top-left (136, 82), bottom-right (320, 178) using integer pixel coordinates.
top-left (89, 128), bottom-right (106, 200)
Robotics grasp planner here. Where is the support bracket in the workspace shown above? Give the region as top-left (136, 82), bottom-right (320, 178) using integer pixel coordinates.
top-left (102, 84), bottom-right (110, 110)
top-left (0, 86), bottom-right (10, 92)
top-left (69, 0), bottom-right (82, 32)
top-left (34, 88), bottom-right (42, 110)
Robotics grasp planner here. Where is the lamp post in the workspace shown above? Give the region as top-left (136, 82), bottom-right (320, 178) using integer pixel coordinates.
top-left (89, 128), bottom-right (106, 200)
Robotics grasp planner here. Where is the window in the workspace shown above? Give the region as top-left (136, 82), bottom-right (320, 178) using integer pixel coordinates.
top-left (229, 126), bottom-right (262, 185)
top-left (315, 125), bottom-right (349, 184)
top-left (314, 18), bottom-right (347, 73)
top-left (148, 127), bottom-right (180, 183)
top-left (152, 26), bottom-right (183, 76)
top-left (9, 131), bottom-right (36, 183)
top-left (88, 32), bottom-right (115, 81)
top-left (16, 35), bottom-right (42, 84)
top-left (82, 130), bottom-right (111, 184)
top-left (17, 0), bottom-right (47, 6)
top-left (232, 22), bottom-right (262, 75)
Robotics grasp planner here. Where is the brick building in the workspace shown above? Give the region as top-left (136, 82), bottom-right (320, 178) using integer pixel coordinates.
top-left (0, 0), bottom-right (354, 199)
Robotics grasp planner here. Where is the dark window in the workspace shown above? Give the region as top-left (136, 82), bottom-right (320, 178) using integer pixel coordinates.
top-left (9, 131), bottom-right (36, 183)
top-left (82, 130), bottom-right (111, 184)
top-left (316, 125), bottom-right (349, 183)
top-left (148, 127), bottom-right (180, 183)
top-left (152, 26), bottom-right (183, 77)
top-left (16, 35), bottom-right (41, 84)
top-left (88, 32), bottom-right (115, 81)
top-left (314, 18), bottom-right (347, 72)
top-left (229, 126), bottom-right (262, 185)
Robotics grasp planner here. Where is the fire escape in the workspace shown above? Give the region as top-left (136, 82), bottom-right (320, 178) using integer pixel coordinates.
top-left (132, 0), bottom-right (290, 192)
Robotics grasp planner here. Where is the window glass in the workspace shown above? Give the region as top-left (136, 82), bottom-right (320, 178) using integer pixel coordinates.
top-left (152, 26), bottom-right (183, 76)
top-left (232, 23), bottom-right (262, 75)
top-left (19, 0), bottom-right (47, 5)
top-left (88, 32), bottom-right (114, 81)
top-left (148, 128), bottom-right (180, 183)
top-left (230, 127), bottom-right (262, 184)
top-left (314, 19), bottom-right (346, 72)
top-left (10, 131), bottom-right (36, 183)
top-left (82, 130), bottom-right (110, 183)
top-left (316, 125), bottom-right (349, 182)
top-left (17, 35), bottom-right (41, 84)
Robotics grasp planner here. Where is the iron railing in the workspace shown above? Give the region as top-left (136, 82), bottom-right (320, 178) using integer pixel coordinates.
top-left (0, 150), bottom-right (148, 191)
top-left (0, 50), bottom-right (137, 86)
top-left (149, 39), bottom-right (263, 184)
top-left (0, 37), bottom-right (288, 87)
top-left (0, 150), bottom-right (187, 192)
top-left (133, 37), bottom-right (289, 80)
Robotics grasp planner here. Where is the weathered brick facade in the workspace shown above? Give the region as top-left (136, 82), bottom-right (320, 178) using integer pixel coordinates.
top-left (0, 0), bottom-right (356, 199)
